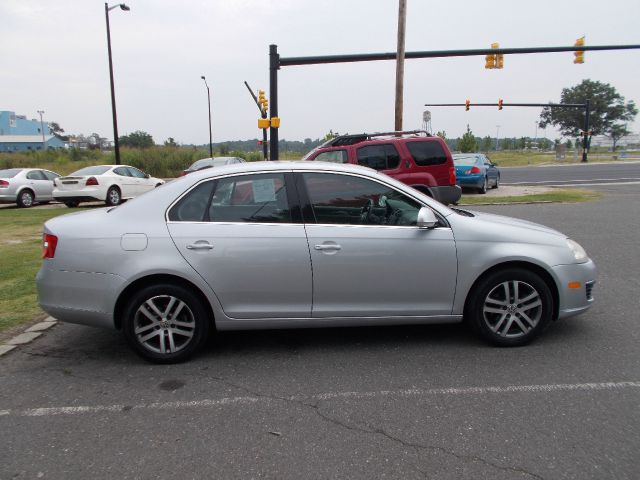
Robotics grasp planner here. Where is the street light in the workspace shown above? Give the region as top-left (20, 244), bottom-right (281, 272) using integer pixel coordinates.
top-left (201, 76), bottom-right (213, 158)
top-left (105, 3), bottom-right (130, 165)
top-left (37, 110), bottom-right (45, 150)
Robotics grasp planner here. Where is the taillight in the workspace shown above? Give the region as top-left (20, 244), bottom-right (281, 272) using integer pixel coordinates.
top-left (86, 176), bottom-right (99, 186)
top-left (468, 166), bottom-right (481, 174)
top-left (449, 167), bottom-right (456, 186)
top-left (0, 179), bottom-right (8, 188)
top-left (42, 233), bottom-right (58, 259)
top-left (180, 171), bottom-right (187, 176)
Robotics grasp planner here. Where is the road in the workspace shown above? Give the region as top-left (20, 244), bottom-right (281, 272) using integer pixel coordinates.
top-left (500, 160), bottom-right (640, 187)
top-left (1, 185), bottom-right (639, 479)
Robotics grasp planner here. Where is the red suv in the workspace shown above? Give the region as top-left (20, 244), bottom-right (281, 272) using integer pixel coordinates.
top-left (302, 131), bottom-right (461, 205)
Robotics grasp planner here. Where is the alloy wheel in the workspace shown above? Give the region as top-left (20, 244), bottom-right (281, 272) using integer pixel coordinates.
top-left (133, 295), bottom-right (196, 354)
top-left (482, 280), bottom-right (542, 338)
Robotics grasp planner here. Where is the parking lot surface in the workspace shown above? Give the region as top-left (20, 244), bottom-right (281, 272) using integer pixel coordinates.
top-left (1, 185), bottom-right (639, 479)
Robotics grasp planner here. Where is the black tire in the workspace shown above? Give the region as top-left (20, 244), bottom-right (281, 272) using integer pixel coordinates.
top-left (17, 189), bottom-right (34, 208)
top-left (64, 201), bottom-right (79, 208)
top-left (105, 186), bottom-right (121, 206)
top-left (122, 283), bottom-right (211, 363)
top-left (466, 268), bottom-right (553, 347)
top-left (492, 175), bottom-right (500, 189)
top-left (478, 177), bottom-right (488, 194)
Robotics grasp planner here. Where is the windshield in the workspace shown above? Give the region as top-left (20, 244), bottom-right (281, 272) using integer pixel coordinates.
top-left (0, 169), bottom-right (22, 178)
top-left (70, 166), bottom-right (111, 176)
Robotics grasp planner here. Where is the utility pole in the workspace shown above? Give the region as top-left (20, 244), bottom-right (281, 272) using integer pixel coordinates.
top-left (394, 0), bottom-right (407, 132)
top-left (37, 110), bottom-right (46, 149)
top-left (495, 125), bottom-right (500, 150)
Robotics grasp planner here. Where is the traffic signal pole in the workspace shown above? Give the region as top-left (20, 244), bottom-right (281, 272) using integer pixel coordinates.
top-left (268, 42), bottom-right (640, 160)
top-left (244, 81), bottom-right (269, 160)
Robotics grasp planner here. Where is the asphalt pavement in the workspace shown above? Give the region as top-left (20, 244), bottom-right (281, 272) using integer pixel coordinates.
top-left (500, 160), bottom-right (640, 187)
top-left (1, 184), bottom-right (639, 479)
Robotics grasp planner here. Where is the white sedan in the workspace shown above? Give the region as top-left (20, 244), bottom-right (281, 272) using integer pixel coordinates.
top-left (53, 165), bottom-right (164, 207)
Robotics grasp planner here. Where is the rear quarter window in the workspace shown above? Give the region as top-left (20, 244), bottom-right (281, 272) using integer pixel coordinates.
top-left (311, 150), bottom-right (348, 164)
top-left (406, 141), bottom-right (448, 166)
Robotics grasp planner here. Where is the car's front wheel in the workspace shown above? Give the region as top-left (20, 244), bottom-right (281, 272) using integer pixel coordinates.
top-left (122, 283), bottom-right (211, 363)
top-left (466, 268), bottom-right (553, 346)
top-left (106, 186), bottom-right (121, 206)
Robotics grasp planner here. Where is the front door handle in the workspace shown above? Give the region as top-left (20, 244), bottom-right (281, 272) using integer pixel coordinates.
top-left (314, 244), bottom-right (342, 251)
top-left (186, 242), bottom-right (214, 250)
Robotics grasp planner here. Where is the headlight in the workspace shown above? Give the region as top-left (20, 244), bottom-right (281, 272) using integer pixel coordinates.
top-left (566, 239), bottom-right (587, 261)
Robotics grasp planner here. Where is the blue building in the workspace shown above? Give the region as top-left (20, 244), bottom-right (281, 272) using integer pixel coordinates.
top-left (0, 111), bottom-right (66, 152)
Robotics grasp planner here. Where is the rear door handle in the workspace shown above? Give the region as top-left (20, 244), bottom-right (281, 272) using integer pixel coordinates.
top-left (186, 242), bottom-right (214, 250)
top-left (314, 244), bottom-right (341, 251)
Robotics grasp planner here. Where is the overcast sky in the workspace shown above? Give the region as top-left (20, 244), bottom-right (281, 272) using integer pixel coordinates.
top-left (2, 0), bottom-right (639, 145)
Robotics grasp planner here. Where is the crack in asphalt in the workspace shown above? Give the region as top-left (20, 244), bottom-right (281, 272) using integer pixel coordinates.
top-left (206, 375), bottom-right (544, 480)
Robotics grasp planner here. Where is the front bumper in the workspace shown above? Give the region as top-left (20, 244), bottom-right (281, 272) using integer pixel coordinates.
top-left (36, 266), bottom-right (125, 329)
top-left (552, 259), bottom-right (597, 320)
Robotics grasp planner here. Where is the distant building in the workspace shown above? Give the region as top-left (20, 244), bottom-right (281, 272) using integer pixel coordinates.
top-left (590, 133), bottom-right (640, 149)
top-left (0, 110), bottom-right (66, 152)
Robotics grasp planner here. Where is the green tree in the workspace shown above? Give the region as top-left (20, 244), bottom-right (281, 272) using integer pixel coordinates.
top-left (436, 130), bottom-right (447, 140)
top-left (500, 138), bottom-right (511, 150)
top-left (609, 124), bottom-right (630, 151)
top-left (120, 130), bottom-right (154, 148)
top-left (324, 129), bottom-right (340, 141)
top-left (481, 135), bottom-right (493, 152)
top-left (565, 139), bottom-right (573, 149)
top-left (219, 144), bottom-right (230, 155)
top-left (164, 137), bottom-right (178, 147)
top-left (458, 125), bottom-right (478, 153)
top-left (48, 121), bottom-right (69, 140)
top-left (518, 137), bottom-right (527, 150)
top-left (539, 79), bottom-right (637, 138)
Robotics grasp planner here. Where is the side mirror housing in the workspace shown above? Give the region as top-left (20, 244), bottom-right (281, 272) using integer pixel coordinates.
top-left (144, 173), bottom-right (150, 179)
top-left (417, 207), bottom-right (438, 229)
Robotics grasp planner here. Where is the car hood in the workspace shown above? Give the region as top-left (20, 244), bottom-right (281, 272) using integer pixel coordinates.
top-left (461, 209), bottom-right (565, 237)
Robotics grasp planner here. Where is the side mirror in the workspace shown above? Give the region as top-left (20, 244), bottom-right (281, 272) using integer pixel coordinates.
top-left (144, 173), bottom-right (150, 179)
top-left (417, 207), bottom-right (438, 229)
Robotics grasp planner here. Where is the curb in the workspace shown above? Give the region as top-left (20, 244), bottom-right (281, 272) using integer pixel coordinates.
top-left (0, 318), bottom-right (57, 357)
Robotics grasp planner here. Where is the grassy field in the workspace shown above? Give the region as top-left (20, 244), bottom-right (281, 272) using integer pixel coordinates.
top-left (0, 207), bottom-right (81, 333)
top-left (459, 188), bottom-right (602, 205)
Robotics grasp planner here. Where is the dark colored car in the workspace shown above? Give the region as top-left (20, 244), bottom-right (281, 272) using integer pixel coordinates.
top-left (181, 157), bottom-right (244, 176)
top-left (303, 131), bottom-right (461, 205)
top-left (452, 153), bottom-right (500, 194)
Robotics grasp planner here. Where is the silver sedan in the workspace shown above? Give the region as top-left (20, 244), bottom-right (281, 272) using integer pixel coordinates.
top-left (0, 168), bottom-right (61, 207)
top-left (36, 162), bottom-right (596, 363)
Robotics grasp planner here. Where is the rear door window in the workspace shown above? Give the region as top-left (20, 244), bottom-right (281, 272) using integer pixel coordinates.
top-left (356, 144), bottom-right (400, 170)
top-left (406, 141), bottom-right (448, 166)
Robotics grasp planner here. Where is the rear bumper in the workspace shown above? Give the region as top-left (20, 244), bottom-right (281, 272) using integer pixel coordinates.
top-left (54, 186), bottom-right (105, 202)
top-left (36, 266), bottom-right (125, 329)
top-left (431, 185), bottom-right (462, 205)
top-left (456, 174), bottom-right (484, 188)
top-left (0, 193), bottom-right (17, 203)
top-left (53, 195), bottom-right (103, 203)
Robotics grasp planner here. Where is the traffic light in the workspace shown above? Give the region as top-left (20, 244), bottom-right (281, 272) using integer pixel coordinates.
top-left (465, 99), bottom-right (470, 111)
top-left (485, 43), bottom-right (501, 69)
top-left (574, 36), bottom-right (585, 64)
top-left (257, 89), bottom-right (268, 112)
top-left (498, 99), bottom-right (503, 110)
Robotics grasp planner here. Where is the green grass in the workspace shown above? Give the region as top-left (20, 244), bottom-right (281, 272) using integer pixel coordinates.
top-left (458, 188), bottom-right (602, 205)
top-left (487, 150), bottom-right (639, 167)
top-left (0, 207), bottom-right (80, 333)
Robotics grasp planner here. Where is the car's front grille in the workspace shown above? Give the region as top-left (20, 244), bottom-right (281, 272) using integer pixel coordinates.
top-left (585, 281), bottom-right (595, 301)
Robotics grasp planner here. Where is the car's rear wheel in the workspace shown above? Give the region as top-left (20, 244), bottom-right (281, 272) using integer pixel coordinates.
top-left (17, 190), bottom-right (34, 208)
top-left (493, 175), bottom-right (500, 189)
top-left (64, 201), bottom-right (79, 208)
top-left (466, 268), bottom-right (552, 347)
top-left (106, 186), bottom-right (121, 206)
top-left (478, 177), bottom-right (488, 194)
top-left (123, 283), bottom-right (211, 363)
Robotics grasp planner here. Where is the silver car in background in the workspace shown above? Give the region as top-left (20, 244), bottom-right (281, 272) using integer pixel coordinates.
top-left (37, 162), bottom-right (596, 363)
top-left (0, 168), bottom-right (61, 207)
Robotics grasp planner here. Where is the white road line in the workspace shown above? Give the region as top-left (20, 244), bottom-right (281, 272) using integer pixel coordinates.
top-left (1, 381), bottom-right (638, 418)
top-left (504, 177), bottom-right (640, 185)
